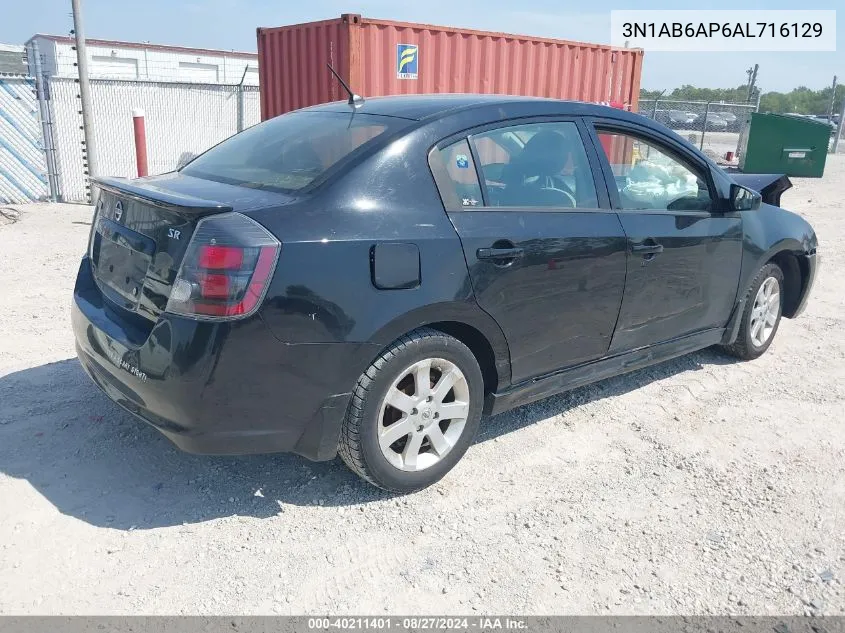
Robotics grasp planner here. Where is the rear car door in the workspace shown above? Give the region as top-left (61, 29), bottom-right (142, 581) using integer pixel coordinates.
top-left (430, 119), bottom-right (628, 384)
top-left (588, 121), bottom-right (743, 353)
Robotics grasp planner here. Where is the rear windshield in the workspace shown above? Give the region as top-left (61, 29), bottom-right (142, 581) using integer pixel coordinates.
top-left (181, 111), bottom-right (406, 192)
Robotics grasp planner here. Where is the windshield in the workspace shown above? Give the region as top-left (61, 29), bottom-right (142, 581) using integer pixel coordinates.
top-left (181, 111), bottom-right (406, 192)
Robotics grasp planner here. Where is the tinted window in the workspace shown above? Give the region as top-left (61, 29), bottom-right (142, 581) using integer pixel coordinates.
top-left (435, 139), bottom-right (483, 208)
top-left (182, 111), bottom-right (405, 192)
top-left (470, 122), bottom-right (598, 208)
top-left (595, 130), bottom-right (712, 211)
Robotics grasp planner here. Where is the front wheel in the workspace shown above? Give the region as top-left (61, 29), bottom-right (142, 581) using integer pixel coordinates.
top-left (720, 262), bottom-right (784, 360)
top-left (338, 328), bottom-right (484, 493)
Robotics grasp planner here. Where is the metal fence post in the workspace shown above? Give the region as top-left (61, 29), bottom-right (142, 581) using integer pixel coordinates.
top-left (236, 86), bottom-right (244, 134)
top-left (132, 108), bottom-right (148, 177)
top-left (29, 39), bottom-right (60, 202)
top-left (236, 66), bottom-right (250, 133)
top-left (827, 76), bottom-right (837, 120)
top-left (651, 98), bottom-right (659, 119)
top-left (833, 96), bottom-right (845, 154)
top-left (700, 101), bottom-right (711, 151)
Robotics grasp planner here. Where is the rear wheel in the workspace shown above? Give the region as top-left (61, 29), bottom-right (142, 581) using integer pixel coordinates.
top-left (338, 328), bottom-right (484, 492)
top-left (721, 263), bottom-right (784, 360)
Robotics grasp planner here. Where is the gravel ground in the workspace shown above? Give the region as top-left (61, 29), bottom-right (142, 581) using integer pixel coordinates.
top-left (1, 157), bottom-right (844, 615)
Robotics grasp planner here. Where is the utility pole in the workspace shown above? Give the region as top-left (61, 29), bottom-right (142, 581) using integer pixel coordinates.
top-left (833, 95), bottom-right (845, 154)
top-left (71, 0), bottom-right (98, 192)
top-left (746, 64), bottom-right (759, 103)
top-left (827, 75), bottom-right (838, 120)
top-left (651, 89), bottom-right (666, 119)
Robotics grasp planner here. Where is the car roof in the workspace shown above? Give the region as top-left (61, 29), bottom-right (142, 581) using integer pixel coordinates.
top-left (300, 93), bottom-right (630, 121)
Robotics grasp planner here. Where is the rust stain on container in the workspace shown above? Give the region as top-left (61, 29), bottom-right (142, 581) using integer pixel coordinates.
top-left (258, 14), bottom-right (643, 120)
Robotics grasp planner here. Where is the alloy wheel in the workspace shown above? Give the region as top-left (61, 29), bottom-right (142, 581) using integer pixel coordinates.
top-left (377, 358), bottom-right (470, 472)
top-left (749, 276), bottom-right (780, 347)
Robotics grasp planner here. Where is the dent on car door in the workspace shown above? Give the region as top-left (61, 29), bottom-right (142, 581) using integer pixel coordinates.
top-left (588, 122), bottom-right (743, 353)
top-left (430, 120), bottom-right (628, 385)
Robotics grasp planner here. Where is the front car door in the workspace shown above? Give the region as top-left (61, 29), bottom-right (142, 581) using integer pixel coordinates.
top-left (588, 121), bottom-right (743, 353)
top-left (429, 119), bottom-right (628, 384)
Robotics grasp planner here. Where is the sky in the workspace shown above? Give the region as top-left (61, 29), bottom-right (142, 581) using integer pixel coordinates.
top-left (1, 0), bottom-right (842, 93)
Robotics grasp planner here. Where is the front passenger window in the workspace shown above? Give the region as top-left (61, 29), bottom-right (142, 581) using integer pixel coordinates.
top-left (595, 130), bottom-right (712, 211)
top-left (471, 122), bottom-right (598, 209)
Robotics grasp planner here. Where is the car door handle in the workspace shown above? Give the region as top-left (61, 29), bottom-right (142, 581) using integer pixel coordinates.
top-left (631, 243), bottom-right (664, 256)
top-left (477, 247), bottom-right (525, 260)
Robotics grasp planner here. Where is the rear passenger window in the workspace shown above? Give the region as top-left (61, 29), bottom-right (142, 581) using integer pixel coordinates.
top-left (471, 122), bottom-right (598, 209)
top-left (435, 140), bottom-right (483, 208)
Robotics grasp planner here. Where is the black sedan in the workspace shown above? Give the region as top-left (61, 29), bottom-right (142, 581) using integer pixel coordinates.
top-left (73, 95), bottom-right (817, 492)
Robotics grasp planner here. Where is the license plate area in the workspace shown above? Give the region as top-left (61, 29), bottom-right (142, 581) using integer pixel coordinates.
top-left (93, 218), bottom-right (155, 310)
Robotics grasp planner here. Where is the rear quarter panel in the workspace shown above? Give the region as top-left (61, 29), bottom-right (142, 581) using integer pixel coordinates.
top-left (244, 124), bottom-right (511, 392)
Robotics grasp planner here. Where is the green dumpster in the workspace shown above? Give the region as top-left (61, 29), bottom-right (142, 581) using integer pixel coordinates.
top-left (739, 112), bottom-right (830, 178)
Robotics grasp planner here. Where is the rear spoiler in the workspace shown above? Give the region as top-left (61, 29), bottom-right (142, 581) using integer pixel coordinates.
top-left (726, 172), bottom-right (793, 207)
top-left (92, 176), bottom-right (233, 213)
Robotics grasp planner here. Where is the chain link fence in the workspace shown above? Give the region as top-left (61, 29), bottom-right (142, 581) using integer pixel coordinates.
top-left (44, 78), bottom-right (260, 202)
top-left (29, 78), bottom-right (845, 204)
top-left (636, 99), bottom-right (758, 162)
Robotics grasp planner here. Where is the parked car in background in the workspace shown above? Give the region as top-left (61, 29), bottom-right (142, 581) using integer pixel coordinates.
top-left (712, 111), bottom-right (741, 132)
top-left (667, 109), bottom-right (699, 129)
top-left (72, 95), bottom-right (817, 492)
top-left (654, 109), bottom-right (699, 129)
top-left (702, 113), bottom-right (729, 130)
top-left (782, 113), bottom-right (839, 136)
top-left (808, 115), bottom-right (838, 135)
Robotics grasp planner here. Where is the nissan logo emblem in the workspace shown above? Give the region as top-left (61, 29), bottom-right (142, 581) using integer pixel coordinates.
top-left (114, 200), bottom-right (123, 221)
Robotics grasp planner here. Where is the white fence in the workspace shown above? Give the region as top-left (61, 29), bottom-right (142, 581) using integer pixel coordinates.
top-left (0, 76), bottom-right (48, 203)
top-left (46, 78), bottom-right (260, 202)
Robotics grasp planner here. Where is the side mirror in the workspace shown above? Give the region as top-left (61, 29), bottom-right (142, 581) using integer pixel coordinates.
top-left (730, 183), bottom-right (762, 211)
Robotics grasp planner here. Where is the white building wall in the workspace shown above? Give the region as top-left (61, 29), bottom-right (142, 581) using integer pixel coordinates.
top-left (29, 36), bottom-right (259, 85)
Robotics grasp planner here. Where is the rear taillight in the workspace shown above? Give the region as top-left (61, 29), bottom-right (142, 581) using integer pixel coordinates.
top-left (165, 213), bottom-right (280, 321)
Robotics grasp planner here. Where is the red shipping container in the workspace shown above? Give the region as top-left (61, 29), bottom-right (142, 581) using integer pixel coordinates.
top-left (257, 14), bottom-right (643, 120)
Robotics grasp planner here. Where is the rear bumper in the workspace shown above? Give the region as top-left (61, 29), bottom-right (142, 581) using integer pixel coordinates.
top-left (72, 257), bottom-right (374, 460)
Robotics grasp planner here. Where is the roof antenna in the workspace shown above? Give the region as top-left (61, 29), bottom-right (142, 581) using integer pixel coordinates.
top-left (326, 63), bottom-right (364, 107)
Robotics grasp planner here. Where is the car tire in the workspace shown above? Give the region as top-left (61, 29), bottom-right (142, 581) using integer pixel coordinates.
top-left (720, 262), bottom-right (785, 360)
top-left (338, 327), bottom-right (484, 493)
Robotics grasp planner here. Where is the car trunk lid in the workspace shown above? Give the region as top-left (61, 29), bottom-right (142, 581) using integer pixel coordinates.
top-left (90, 174), bottom-right (290, 324)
